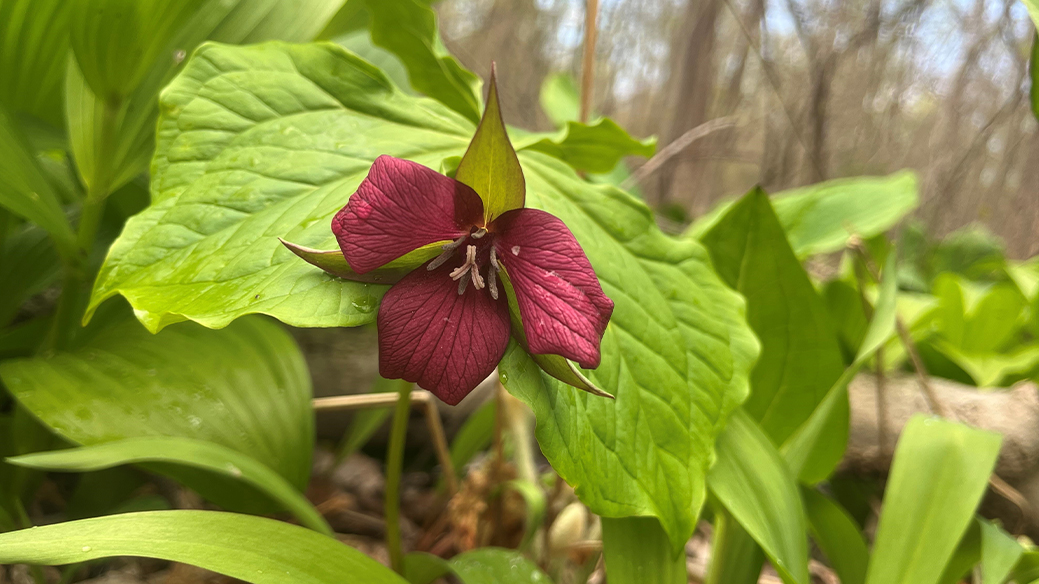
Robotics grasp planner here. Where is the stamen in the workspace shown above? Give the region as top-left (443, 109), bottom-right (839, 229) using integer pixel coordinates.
top-left (427, 235), bottom-right (468, 271)
top-left (487, 246), bottom-right (499, 300)
top-left (470, 266), bottom-right (485, 289)
top-left (457, 273), bottom-right (469, 295)
top-left (487, 266), bottom-right (498, 300)
top-left (449, 245), bottom-right (478, 281)
top-left (471, 227), bottom-right (487, 239)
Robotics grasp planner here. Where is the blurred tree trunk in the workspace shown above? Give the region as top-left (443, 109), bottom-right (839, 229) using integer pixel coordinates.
top-left (654, 0), bottom-right (722, 209)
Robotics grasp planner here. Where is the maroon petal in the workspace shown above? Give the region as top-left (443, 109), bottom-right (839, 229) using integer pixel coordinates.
top-left (377, 261), bottom-right (511, 405)
top-left (333, 155), bottom-right (484, 273)
top-left (493, 209), bottom-right (613, 368)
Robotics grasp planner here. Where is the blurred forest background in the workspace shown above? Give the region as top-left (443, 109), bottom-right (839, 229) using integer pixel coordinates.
top-left (433, 0), bottom-right (1039, 258)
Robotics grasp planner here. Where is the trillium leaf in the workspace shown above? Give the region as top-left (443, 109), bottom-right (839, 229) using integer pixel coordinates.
top-left (455, 66), bottom-right (525, 222)
top-left (86, 42), bottom-right (472, 331)
top-left (513, 118), bottom-right (657, 174)
top-left (0, 510), bottom-right (407, 584)
top-left (0, 312), bottom-right (314, 515)
top-left (88, 43), bottom-right (756, 552)
top-left (686, 171), bottom-right (919, 258)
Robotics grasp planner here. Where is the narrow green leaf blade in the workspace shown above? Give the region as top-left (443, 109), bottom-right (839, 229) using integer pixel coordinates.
top-left (601, 517), bottom-right (685, 584)
top-left (708, 410), bottom-right (809, 584)
top-left (782, 249), bottom-right (898, 479)
top-left (70, 0), bottom-right (205, 100)
top-left (0, 106), bottom-right (77, 257)
top-left (362, 0), bottom-right (482, 122)
top-left (0, 510), bottom-right (406, 584)
top-left (9, 437), bottom-right (331, 536)
top-left (0, 313), bottom-right (314, 514)
top-left (980, 519), bottom-right (1023, 584)
top-left (864, 416), bottom-right (1002, 584)
top-left (0, 0), bottom-right (72, 126)
top-left (455, 66), bottom-right (525, 221)
top-left (802, 488), bottom-right (868, 584)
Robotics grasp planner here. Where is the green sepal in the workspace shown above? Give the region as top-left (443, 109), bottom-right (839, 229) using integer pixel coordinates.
top-left (498, 267), bottom-right (614, 399)
top-left (455, 64), bottom-right (525, 223)
top-left (279, 238), bottom-right (445, 284)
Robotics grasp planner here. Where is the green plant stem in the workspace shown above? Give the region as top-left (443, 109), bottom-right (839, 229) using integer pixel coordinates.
top-left (45, 96), bottom-right (119, 352)
top-left (384, 380), bottom-right (412, 574)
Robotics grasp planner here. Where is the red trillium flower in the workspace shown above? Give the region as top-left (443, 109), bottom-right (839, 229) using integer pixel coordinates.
top-left (331, 155), bottom-right (613, 405)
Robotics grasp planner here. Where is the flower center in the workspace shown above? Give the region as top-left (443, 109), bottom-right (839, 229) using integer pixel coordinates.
top-left (426, 230), bottom-right (501, 299)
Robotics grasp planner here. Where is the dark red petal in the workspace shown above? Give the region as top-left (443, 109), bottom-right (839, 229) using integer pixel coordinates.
top-left (377, 260), bottom-right (511, 405)
top-left (492, 209), bottom-right (613, 368)
top-left (333, 155), bottom-right (484, 273)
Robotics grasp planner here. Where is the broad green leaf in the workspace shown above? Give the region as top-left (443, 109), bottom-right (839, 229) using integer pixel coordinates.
top-left (802, 488), bottom-right (868, 584)
top-left (781, 249), bottom-right (898, 480)
top-left (934, 341), bottom-right (1039, 387)
top-left (0, 510), bottom-right (406, 584)
top-left (449, 548), bottom-right (552, 584)
top-left (864, 416), bottom-right (1002, 584)
top-left (1007, 257), bottom-right (1039, 302)
top-left (89, 42), bottom-right (757, 553)
top-left (770, 171), bottom-right (918, 257)
top-left (515, 119), bottom-right (657, 174)
top-left (0, 314), bottom-right (314, 514)
top-left (0, 0), bottom-right (72, 127)
top-left (86, 42), bottom-right (473, 331)
top-left (701, 188), bottom-right (845, 447)
top-left (67, 0), bottom-right (346, 196)
top-left (9, 436), bottom-right (332, 536)
top-left (539, 73), bottom-right (580, 128)
top-left (0, 106), bottom-right (77, 258)
top-left (707, 409), bottom-right (809, 584)
top-left (687, 171), bottom-right (918, 259)
top-left (933, 275), bottom-right (1026, 354)
top-left (69, 0), bottom-right (204, 101)
top-left (602, 517), bottom-right (686, 584)
top-left (455, 67), bottom-right (525, 221)
top-left (361, 0), bottom-right (482, 122)
top-left (938, 520), bottom-right (981, 584)
top-left (501, 152), bottom-right (757, 553)
top-left (403, 552), bottom-right (452, 584)
top-left (980, 519), bottom-right (1023, 584)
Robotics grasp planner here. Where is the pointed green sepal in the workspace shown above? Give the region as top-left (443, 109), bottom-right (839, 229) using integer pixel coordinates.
top-left (455, 63), bottom-right (525, 223)
top-left (279, 238), bottom-right (442, 284)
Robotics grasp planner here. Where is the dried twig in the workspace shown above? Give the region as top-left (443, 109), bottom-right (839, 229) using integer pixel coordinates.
top-left (620, 117), bottom-right (736, 190)
top-left (579, 0), bottom-right (599, 123)
top-left (313, 391), bottom-right (459, 495)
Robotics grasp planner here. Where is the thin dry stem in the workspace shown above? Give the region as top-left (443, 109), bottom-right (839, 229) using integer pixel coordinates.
top-left (580, 0), bottom-right (599, 123)
top-left (313, 391), bottom-right (458, 495)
